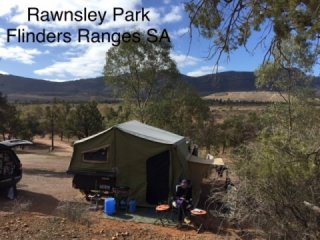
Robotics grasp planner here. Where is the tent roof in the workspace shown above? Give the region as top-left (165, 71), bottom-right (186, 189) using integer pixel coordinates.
top-left (75, 128), bottom-right (111, 144)
top-left (75, 120), bottom-right (185, 145)
top-left (117, 120), bottom-right (185, 144)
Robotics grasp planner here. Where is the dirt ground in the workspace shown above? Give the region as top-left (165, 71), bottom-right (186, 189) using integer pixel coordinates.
top-left (0, 137), bottom-right (242, 240)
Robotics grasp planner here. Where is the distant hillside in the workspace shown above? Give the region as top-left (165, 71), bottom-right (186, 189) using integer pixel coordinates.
top-left (0, 71), bottom-right (258, 102)
top-left (182, 71), bottom-right (256, 96)
top-left (0, 75), bottom-right (113, 102)
top-left (0, 71), bottom-right (317, 102)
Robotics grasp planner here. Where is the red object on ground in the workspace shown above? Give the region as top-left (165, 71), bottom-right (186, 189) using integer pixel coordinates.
top-left (156, 204), bottom-right (170, 212)
top-left (191, 209), bottom-right (207, 233)
top-left (190, 209), bottom-right (207, 216)
top-left (155, 204), bottom-right (171, 226)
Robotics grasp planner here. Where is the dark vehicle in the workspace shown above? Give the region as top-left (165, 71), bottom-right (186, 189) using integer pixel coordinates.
top-left (0, 139), bottom-right (32, 199)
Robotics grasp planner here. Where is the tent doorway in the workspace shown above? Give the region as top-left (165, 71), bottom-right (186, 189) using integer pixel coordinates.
top-left (146, 151), bottom-right (170, 204)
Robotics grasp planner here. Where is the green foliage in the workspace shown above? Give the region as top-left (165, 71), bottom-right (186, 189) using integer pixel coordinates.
top-left (44, 100), bottom-right (72, 141)
top-left (0, 93), bottom-right (11, 138)
top-left (255, 38), bottom-right (315, 139)
top-left (103, 31), bottom-right (213, 146)
top-left (146, 83), bottom-right (211, 146)
top-left (0, 93), bottom-right (39, 140)
top-left (104, 31), bottom-right (179, 122)
top-left (234, 98), bottom-right (320, 239)
top-left (222, 112), bottom-right (260, 148)
top-left (228, 35), bottom-right (320, 237)
top-left (255, 38), bottom-right (314, 95)
top-left (4, 105), bottom-right (21, 138)
top-left (18, 112), bottom-right (44, 140)
top-left (66, 101), bottom-right (104, 139)
top-left (57, 102), bottom-right (72, 140)
top-left (186, 1), bottom-right (320, 63)
top-left (0, 96), bottom-right (44, 140)
top-left (103, 105), bottom-right (130, 128)
top-left (255, 63), bottom-right (312, 93)
top-left (203, 111), bottom-right (263, 154)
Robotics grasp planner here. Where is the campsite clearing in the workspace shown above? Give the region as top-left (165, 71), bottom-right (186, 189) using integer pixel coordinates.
top-left (0, 137), bottom-right (241, 240)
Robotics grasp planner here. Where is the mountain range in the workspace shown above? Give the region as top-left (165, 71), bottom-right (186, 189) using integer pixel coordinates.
top-left (0, 71), bottom-right (257, 102)
top-left (0, 71), bottom-right (318, 102)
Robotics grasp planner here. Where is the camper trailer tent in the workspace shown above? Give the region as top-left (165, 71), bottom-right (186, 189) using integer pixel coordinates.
top-left (68, 120), bottom-right (189, 206)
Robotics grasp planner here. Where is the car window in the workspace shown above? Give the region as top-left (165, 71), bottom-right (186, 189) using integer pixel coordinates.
top-left (0, 150), bottom-right (15, 177)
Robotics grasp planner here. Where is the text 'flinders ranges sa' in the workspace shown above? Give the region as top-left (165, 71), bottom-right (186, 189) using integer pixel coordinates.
top-left (6, 7), bottom-right (170, 45)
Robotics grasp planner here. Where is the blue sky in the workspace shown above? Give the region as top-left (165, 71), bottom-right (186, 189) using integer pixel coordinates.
top-left (0, 0), bottom-right (278, 81)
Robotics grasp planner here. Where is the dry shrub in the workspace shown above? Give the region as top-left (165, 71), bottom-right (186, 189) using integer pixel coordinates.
top-left (11, 198), bottom-right (32, 213)
top-left (55, 202), bottom-right (92, 226)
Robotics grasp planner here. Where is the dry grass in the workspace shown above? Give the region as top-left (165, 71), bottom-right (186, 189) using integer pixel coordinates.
top-left (204, 91), bottom-right (286, 102)
top-left (209, 105), bottom-right (267, 124)
top-left (55, 202), bottom-right (92, 226)
top-left (11, 198), bottom-right (32, 213)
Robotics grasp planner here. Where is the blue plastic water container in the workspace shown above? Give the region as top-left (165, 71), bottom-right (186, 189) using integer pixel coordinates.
top-left (128, 199), bottom-right (136, 213)
top-left (104, 197), bottom-right (116, 215)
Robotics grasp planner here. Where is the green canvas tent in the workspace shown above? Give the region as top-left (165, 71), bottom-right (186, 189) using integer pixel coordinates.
top-left (68, 120), bottom-right (189, 206)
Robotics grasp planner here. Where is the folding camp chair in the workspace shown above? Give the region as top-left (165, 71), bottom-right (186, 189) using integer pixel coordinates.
top-left (154, 204), bottom-right (171, 226)
top-left (190, 208), bottom-right (207, 233)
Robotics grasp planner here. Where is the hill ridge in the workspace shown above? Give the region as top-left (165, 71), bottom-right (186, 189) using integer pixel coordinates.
top-left (1, 71), bottom-right (311, 102)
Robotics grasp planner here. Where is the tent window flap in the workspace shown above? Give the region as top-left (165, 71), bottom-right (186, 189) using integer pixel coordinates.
top-left (82, 146), bottom-right (109, 163)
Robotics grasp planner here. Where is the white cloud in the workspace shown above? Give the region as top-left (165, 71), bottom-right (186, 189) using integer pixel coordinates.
top-left (44, 78), bottom-right (74, 82)
top-left (170, 27), bottom-right (189, 39)
top-left (35, 47), bottom-right (204, 80)
top-left (0, 27), bottom-right (42, 64)
top-left (44, 41), bottom-right (75, 48)
top-left (34, 43), bottom-right (111, 79)
top-left (170, 52), bottom-right (200, 68)
top-left (0, 28), bottom-right (6, 46)
top-left (0, 1), bottom-right (191, 79)
top-left (96, 7), bottom-right (160, 31)
top-left (187, 65), bottom-right (226, 77)
top-left (176, 27), bottom-right (189, 36)
top-left (0, 46), bottom-right (42, 64)
top-left (0, 70), bottom-right (9, 75)
top-left (16, 25), bottom-right (31, 32)
top-left (162, 5), bottom-right (183, 23)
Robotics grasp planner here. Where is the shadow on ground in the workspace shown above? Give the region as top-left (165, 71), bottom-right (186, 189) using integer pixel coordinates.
top-left (0, 190), bottom-right (60, 215)
top-left (22, 168), bottom-right (71, 178)
top-left (103, 207), bottom-right (178, 225)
